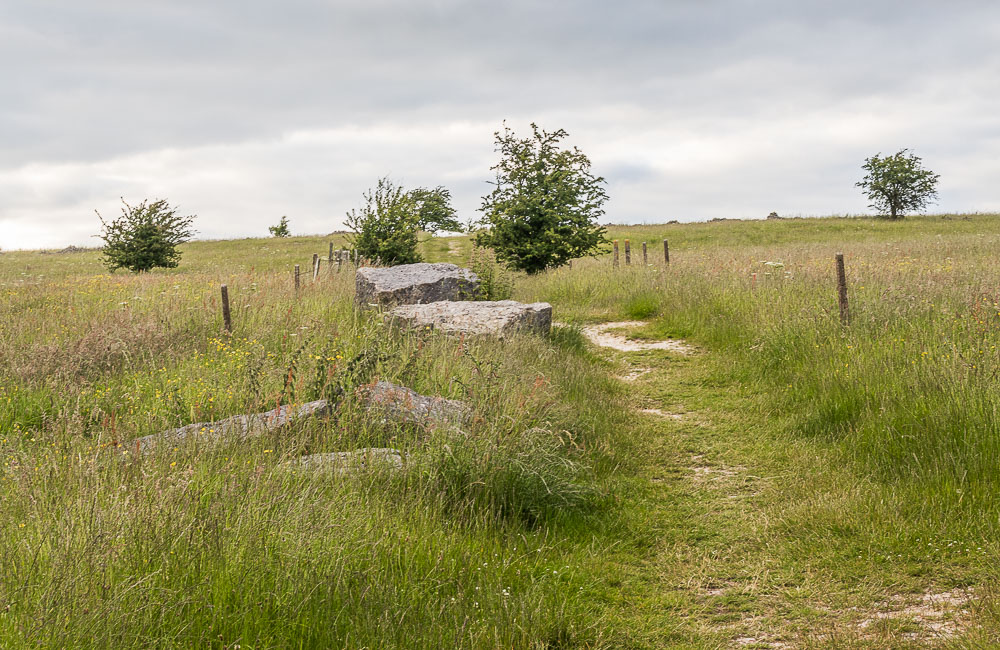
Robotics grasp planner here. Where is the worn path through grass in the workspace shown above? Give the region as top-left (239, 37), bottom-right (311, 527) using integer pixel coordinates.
top-left (581, 322), bottom-right (989, 648)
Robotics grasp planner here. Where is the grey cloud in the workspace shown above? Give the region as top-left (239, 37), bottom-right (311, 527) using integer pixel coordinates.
top-left (2, 1), bottom-right (1000, 247)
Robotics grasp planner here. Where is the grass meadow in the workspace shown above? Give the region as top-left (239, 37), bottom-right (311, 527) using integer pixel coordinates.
top-left (3, 214), bottom-right (1000, 647)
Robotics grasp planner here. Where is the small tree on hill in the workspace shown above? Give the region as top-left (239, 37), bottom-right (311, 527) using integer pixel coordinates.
top-left (346, 177), bottom-right (421, 265)
top-left (475, 123), bottom-right (609, 274)
top-left (269, 216), bottom-right (291, 237)
top-left (97, 198), bottom-right (196, 273)
top-left (857, 149), bottom-right (940, 219)
top-left (408, 186), bottom-right (464, 234)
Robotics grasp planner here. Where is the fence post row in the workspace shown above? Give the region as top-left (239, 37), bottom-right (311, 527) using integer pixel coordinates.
top-left (835, 252), bottom-right (849, 325)
top-left (220, 284), bottom-right (232, 334)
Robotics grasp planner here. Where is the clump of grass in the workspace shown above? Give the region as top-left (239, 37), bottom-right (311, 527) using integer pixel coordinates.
top-left (623, 291), bottom-right (661, 320)
top-left (468, 245), bottom-right (514, 300)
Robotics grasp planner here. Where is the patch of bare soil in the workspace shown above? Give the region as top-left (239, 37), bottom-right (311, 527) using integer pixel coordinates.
top-left (620, 367), bottom-right (651, 382)
top-left (688, 454), bottom-right (744, 485)
top-left (856, 588), bottom-right (974, 642)
top-left (580, 321), bottom-right (694, 353)
top-left (639, 408), bottom-right (683, 420)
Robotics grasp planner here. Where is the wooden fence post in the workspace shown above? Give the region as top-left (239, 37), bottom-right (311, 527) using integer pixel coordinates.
top-left (613, 240), bottom-right (620, 267)
top-left (624, 239), bottom-right (631, 266)
top-left (294, 264), bottom-right (300, 293)
top-left (337, 250), bottom-right (344, 273)
top-left (836, 252), bottom-right (849, 324)
top-left (312, 253), bottom-right (319, 281)
top-left (220, 284), bottom-right (232, 334)
top-left (663, 239), bottom-right (670, 264)
top-left (642, 241), bottom-right (647, 265)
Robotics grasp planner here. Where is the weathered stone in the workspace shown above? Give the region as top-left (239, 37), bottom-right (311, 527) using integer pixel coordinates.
top-left (131, 400), bottom-right (331, 453)
top-left (355, 263), bottom-right (479, 307)
top-left (389, 300), bottom-right (552, 336)
top-left (283, 448), bottom-right (404, 474)
top-left (357, 381), bottom-right (470, 428)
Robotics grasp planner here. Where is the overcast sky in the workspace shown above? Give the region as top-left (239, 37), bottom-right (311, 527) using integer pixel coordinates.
top-left (2, 1), bottom-right (999, 249)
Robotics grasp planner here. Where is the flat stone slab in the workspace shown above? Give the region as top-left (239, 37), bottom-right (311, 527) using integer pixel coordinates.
top-left (356, 263), bottom-right (479, 307)
top-left (357, 381), bottom-right (470, 428)
top-left (283, 448), bottom-right (404, 474)
top-left (389, 300), bottom-right (552, 336)
top-left (130, 400), bottom-right (332, 453)
top-left (131, 382), bottom-right (468, 453)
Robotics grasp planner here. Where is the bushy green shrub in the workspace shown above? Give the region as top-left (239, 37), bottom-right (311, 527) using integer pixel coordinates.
top-left (269, 216), bottom-right (291, 237)
top-left (346, 178), bottom-right (421, 265)
top-left (96, 198), bottom-right (195, 273)
top-left (475, 123), bottom-right (609, 274)
top-left (408, 186), bottom-right (463, 234)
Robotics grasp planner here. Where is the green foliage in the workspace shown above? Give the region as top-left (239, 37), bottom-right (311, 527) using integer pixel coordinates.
top-left (468, 246), bottom-right (514, 300)
top-left (96, 198), bottom-right (195, 273)
top-left (408, 186), bottom-right (464, 234)
top-left (346, 177), bottom-right (421, 265)
top-left (475, 123), bottom-right (610, 274)
top-left (268, 215), bottom-right (291, 237)
top-left (857, 149), bottom-right (940, 219)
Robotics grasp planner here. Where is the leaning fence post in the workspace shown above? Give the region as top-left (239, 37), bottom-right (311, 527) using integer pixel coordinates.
top-left (613, 240), bottom-right (620, 268)
top-left (836, 252), bottom-right (850, 324)
top-left (663, 239), bottom-right (670, 264)
top-left (220, 284), bottom-right (232, 334)
top-left (624, 239), bottom-right (631, 266)
top-left (642, 241), bottom-right (647, 265)
top-left (294, 264), bottom-right (300, 293)
top-left (312, 253), bottom-right (319, 281)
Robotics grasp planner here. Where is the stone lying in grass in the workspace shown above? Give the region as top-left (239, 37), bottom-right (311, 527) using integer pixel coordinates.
top-left (282, 448), bottom-right (405, 474)
top-left (355, 262), bottom-right (479, 308)
top-left (357, 381), bottom-right (471, 429)
top-left (130, 399), bottom-right (332, 453)
top-left (130, 382), bottom-right (470, 453)
top-left (389, 300), bottom-right (552, 336)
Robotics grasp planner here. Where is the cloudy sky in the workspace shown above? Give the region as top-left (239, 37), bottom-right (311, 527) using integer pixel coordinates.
top-left (2, 1), bottom-right (999, 249)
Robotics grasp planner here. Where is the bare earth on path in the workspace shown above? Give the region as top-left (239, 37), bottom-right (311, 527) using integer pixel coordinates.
top-left (580, 320), bottom-right (695, 353)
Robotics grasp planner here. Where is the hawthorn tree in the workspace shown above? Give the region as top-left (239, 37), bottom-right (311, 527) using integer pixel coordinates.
top-left (269, 216), bottom-right (291, 237)
top-left (346, 177), bottom-right (421, 265)
top-left (475, 123), bottom-right (609, 274)
top-left (408, 186), bottom-right (464, 234)
top-left (97, 198), bottom-right (196, 272)
top-left (857, 149), bottom-right (940, 219)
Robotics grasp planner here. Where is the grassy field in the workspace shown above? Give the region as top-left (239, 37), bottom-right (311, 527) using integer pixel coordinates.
top-left (3, 214), bottom-right (1000, 647)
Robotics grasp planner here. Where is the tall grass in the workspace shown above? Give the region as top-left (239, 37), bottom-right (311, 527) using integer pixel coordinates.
top-left (521, 218), bottom-right (1000, 548)
top-left (0, 239), bottom-right (627, 648)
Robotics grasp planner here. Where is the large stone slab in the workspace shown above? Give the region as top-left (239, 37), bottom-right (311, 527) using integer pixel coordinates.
top-left (357, 381), bottom-right (470, 429)
top-left (389, 300), bottom-right (552, 336)
top-left (356, 263), bottom-right (479, 307)
top-left (130, 400), bottom-right (332, 453)
top-left (282, 448), bottom-right (404, 474)
top-left (131, 382), bottom-right (470, 453)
